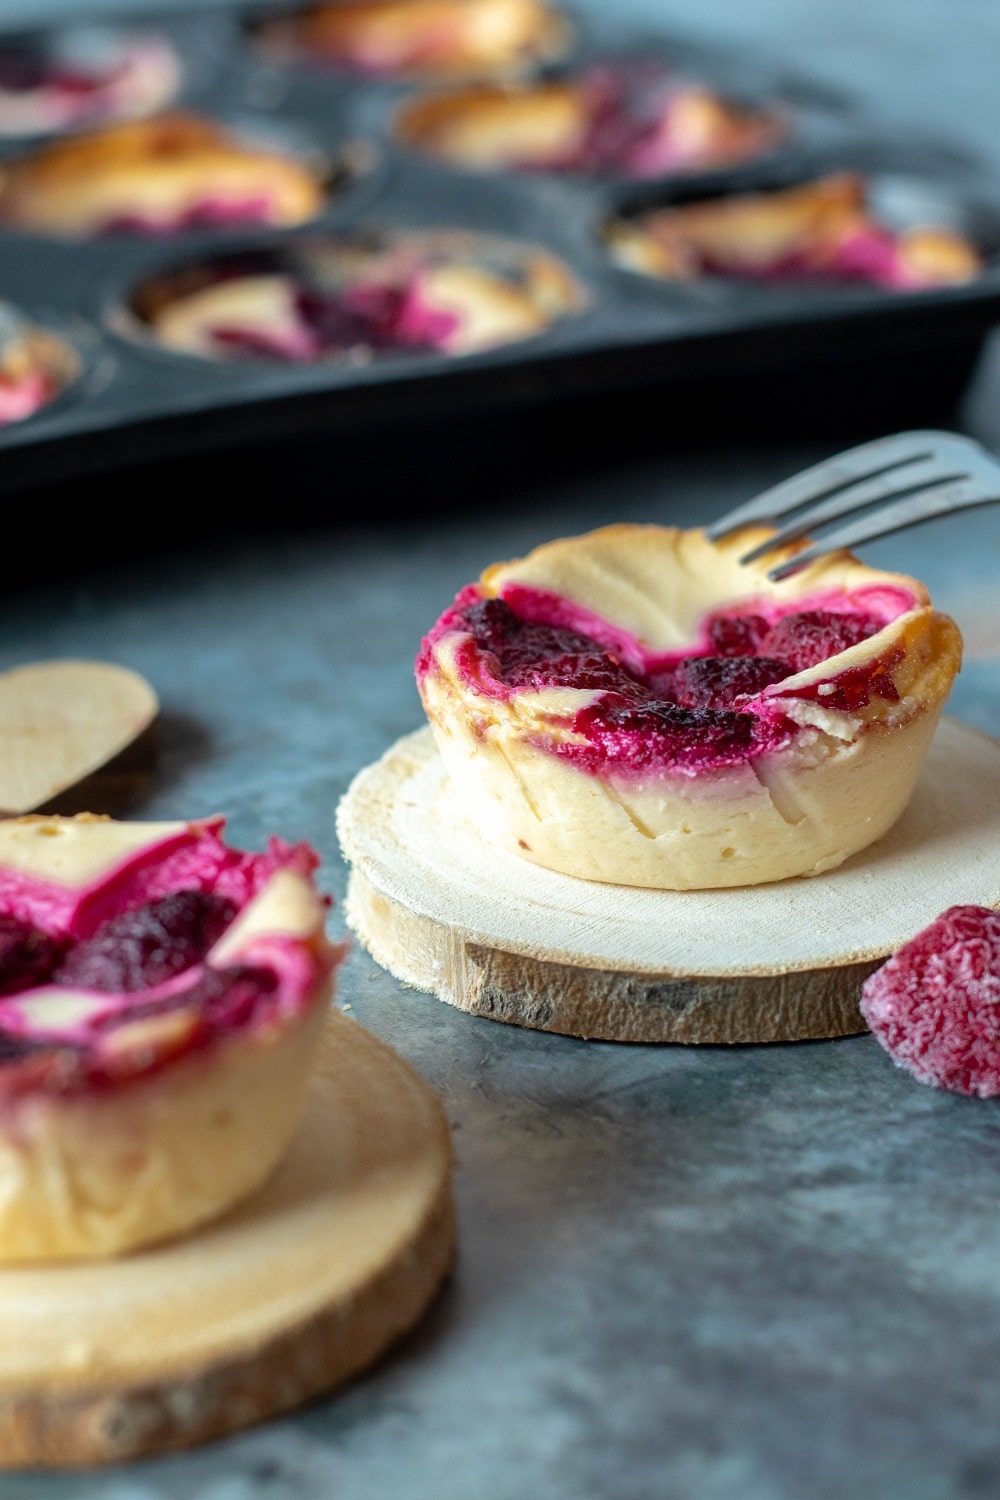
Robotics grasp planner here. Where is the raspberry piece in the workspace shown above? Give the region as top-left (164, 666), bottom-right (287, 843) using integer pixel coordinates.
top-left (458, 598), bottom-right (796, 769)
top-left (707, 613), bottom-right (769, 657)
top-left (571, 697), bottom-right (759, 771)
top-left (95, 963), bottom-right (277, 1033)
top-left (54, 890), bottom-right (237, 993)
top-left (672, 655), bottom-right (791, 710)
top-left (761, 610), bottom-right (882, 672)
top-left (295, 285), bottom-right (372, 352)
top-left (860, 905), bottom-right (1000, 1097)
top-left (0, 914), bottom-right (65, 998)
top-left (464, 598), bottom-right (642, 696)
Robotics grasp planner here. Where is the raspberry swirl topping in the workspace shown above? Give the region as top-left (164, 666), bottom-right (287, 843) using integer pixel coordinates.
top-left (518, 67), bottom-right (781, 177)
top-left (0, 28), bottom-right (180, 137)
top-left (607, 173), bottom-right (981, 291)
top-left (203, 269), bottom-right (463, 362)
top-left (0, 818), bottom-right (337, 1100)
top-left (418, 580), bottom-right (916, 778)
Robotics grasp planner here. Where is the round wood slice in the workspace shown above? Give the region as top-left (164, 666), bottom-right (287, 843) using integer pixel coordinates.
top-left (0, 660), bottom-right (159, 817)
top-left (0, 1014), bottom-right (455, 1469)
top-left (338, 719), bottom-right (1000, 1045)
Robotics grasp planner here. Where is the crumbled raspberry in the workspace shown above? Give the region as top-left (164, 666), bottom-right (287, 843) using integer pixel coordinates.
top-left (706, 612), bottom-right (770, 657)
top-left (460, 597), bottom-right (794, 769)
top-left (464, 598), bottom-right (643, 696)
top-left (672, 655), bottom-right (791, 710)
top-left (568, 697), bottom-right (761, 772)
top-left (292, 280), bottom-right (459, 358)
top-left (54, 889), bottom-right (237, 993)
top-left (0, 914), bottom-right (65, 997)
top-left (782, 651), bottom-right (902, 713)
top-left (295, 285), bottom-right (372, 352)
top-left (761, 610), bottom-right (883, 672)
top-left (571, 66), bottom-right (661, 172)
top-left (860, 905), bottom-right (1000, 1097)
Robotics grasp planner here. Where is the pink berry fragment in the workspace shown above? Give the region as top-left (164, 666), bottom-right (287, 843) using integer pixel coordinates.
top-left (0, 914), bottom-right (64, 997)
top-left (860, 905), bottom-right (1000, 1097)
top-left (760, 610), bottom-right (882, 672)
top-left (671, 655), bottom-right (790, 710)
top-left (53, 889), bottom-right (237, 993)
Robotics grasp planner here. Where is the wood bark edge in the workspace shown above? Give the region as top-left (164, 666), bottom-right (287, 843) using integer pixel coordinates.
top-left (346, 867), bottom-right (874, 1044)
top-left (0, 1182), bottom-right (455, 1469)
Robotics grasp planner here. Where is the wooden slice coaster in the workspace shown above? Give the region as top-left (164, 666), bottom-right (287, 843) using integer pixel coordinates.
top-left (0, 1014), bottom-right (455, 1469)
top-left (0, 660), bottom-right (159, 817)
top-left (338, 719), bottom-right (1000, 1045)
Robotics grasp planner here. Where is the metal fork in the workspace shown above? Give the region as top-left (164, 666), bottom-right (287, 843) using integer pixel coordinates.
top-left (705, 430), bottom-right (1000, 580)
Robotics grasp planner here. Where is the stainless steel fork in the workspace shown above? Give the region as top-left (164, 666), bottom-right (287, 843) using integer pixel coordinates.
top-left (705, 430), bottom-right (1000, 580)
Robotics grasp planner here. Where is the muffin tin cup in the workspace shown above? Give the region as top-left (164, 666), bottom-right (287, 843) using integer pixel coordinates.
top-left (0, 5), bottom-right (998, 488)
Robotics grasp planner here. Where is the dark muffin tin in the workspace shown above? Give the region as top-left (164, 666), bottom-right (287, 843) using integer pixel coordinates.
top-left (1, 3), bottom-right (999, 489)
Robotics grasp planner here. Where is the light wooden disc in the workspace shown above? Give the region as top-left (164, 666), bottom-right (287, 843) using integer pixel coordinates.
top-left (0, 660), bottom-right (159, 816)
top-left (338, 719), bottom-right (1000, 1044)
top-left (0, 1014), bottom-right (455, 1469)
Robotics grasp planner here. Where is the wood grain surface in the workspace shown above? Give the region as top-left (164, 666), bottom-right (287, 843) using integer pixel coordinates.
top-left (338, 719), bottom-right (1000, 1043)
top-left (0, 1014), bottom-right (455, 1469)
top-left (0, 661), bottom-right (159, 817)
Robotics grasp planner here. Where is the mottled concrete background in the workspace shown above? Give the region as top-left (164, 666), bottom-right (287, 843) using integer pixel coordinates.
top-left (2, 2), bottom-right (1000, 1498)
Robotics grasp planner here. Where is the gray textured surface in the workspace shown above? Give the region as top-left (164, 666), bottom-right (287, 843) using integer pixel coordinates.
top-left (2, 1), bottom-right (1000, 1497)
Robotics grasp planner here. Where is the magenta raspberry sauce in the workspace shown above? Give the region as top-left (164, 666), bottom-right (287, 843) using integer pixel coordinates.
top-left (419, 581), bottom-right (907, 779)
top-left (0, 816), bottom-right (338, 1097)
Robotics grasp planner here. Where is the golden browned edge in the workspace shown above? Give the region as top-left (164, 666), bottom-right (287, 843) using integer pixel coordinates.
top-left (346, 866), bottom-right (874, 1044)
top-left (393, 78), bottom-right (577, 141)
top-left (0, 1024), bottom-right (457, 1470)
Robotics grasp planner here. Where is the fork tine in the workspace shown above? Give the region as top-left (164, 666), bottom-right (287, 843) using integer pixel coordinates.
top-left (704, 430), bottom-right (973, 542)
top-left (765, 474), bottom-right (1000, 581)
top-left (737, 455), bottom-right (962, 564)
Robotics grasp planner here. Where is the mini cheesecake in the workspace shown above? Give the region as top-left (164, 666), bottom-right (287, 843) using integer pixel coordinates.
top-left (606, 172), bottom-right (981, 290)
top-left (417, 525), bottom-right (962, 889)
top-left (0, 814), bottom-right (343, 1262)
top-left (0, 26), bottom-right (181, 138)
top-left (0, 112), bottom-right (325, 238)
top-left (0, 302), bottom-right (78, 425)
top-left (133, 233), bottom-right (584, 361)
top-left (395, 68), bottom-right (784, 177)
top-left (258, 0), bottom-right (570, 79)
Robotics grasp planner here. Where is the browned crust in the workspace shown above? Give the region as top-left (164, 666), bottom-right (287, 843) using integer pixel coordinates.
top-left (395, 79), bottom-right (585, 146)
top-left (0, 113), bottom-right (324, 227)
top-left (0, 113), bottom-right (292, 188)
top-left (346, 866), bottom-right (874, 1043)
top-left (279, 0), bottom-right (570, 73)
